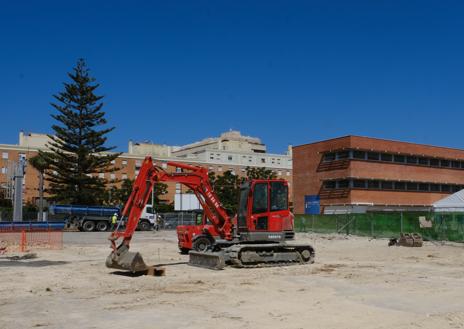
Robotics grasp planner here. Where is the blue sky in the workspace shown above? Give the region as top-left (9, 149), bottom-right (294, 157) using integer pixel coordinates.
top-left (1, 1), bottom-right (463, 153)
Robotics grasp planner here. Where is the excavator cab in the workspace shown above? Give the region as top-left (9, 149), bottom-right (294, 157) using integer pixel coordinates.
top-left (237, 180), bottom-right (294, 242)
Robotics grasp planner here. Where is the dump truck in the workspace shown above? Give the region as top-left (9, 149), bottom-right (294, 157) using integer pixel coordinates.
top-left (106, 156), bottom-right (315, 271)
top-left (50, 204), bottom-right (158, 232)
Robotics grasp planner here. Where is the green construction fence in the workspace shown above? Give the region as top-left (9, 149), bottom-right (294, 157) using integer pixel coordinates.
top-left (294, 212), bottom-right (464, 242)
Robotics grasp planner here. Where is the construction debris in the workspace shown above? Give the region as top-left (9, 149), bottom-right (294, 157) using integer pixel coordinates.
top-left (389, 233), bottom-right (423, 247)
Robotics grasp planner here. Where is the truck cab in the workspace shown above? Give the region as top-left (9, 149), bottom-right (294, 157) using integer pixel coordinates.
top-left (138, 205), bottom-right (159, 231)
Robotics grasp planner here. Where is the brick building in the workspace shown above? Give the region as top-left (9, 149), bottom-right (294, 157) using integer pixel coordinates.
top-left (0, 131), bottom-right (293, 207)
top-left (293, 136), bottom-right (464, 214)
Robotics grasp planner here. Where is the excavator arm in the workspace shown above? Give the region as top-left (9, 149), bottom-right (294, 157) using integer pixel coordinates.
top-left (106, 156), bottom-right (232, 272)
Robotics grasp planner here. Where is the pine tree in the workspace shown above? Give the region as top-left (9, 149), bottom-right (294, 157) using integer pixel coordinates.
top-left (40, 59), bottom-right (120, 205)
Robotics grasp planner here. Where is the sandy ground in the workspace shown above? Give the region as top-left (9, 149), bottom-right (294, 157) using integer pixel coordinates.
top-left (1, 231), bottom-right (464, 329)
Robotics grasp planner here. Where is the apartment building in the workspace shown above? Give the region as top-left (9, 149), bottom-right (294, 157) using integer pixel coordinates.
top-left (0, 131), bottom-right (293, 206)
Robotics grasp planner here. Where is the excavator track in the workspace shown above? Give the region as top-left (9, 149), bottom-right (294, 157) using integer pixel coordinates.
top-left (188, 243), bottom-right (315, 270)
top-left (227, 243), bottom-right (315, 268)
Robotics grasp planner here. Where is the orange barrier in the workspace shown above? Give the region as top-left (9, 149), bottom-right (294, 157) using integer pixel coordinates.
top-left (0, 229), bottom-right (63, 253)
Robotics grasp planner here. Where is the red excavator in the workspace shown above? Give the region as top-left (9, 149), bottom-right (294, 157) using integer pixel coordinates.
top-left (106, 156), bottom-right (315, 271)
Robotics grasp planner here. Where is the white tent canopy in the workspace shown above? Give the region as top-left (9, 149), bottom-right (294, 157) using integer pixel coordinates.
top-left (433, 189), bottom-right (464, 212)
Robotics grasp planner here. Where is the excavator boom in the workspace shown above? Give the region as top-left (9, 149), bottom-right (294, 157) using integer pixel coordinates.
top-left (106, 156), bottom-right (233, 272)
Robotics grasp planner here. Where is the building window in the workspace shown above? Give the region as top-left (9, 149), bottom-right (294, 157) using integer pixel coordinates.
top-left (406, 156), bottom-right (418, 164)
top-left (99, 173), bottom-right (105, 178)
top-left (19, 153), bottom-right (26, 160)
top-left (277, 171), bottom-right (282, 176)
top-left (418, 183), bottom-right (429, 191)
top-left (337, 151), bottom-right (349, 160)
top-left (323, 153), bottom-right (336, 162)
top-left (406, 182), bottom-right (418, 191)
top-left (418, 157), bottom-right (429, 165)
top-left (228, 155), bottom-right (233, 161)
top-left (2, 152), bottom-right (8, 159)
top-left (111, 160), bottom-right (116, 165)
top-left (324, 181), bottom-right (336, 189)
top-left (1, 167), bottom-right (6, 174)
top-left (380, 153), bottom-right (393, 162)
top-left (394, 155), bottom-right (405, 163)
top-left (110, 174), bottom-right (116, 180)
top-left (452, 185), bottom-right (461, 192)
top-left (381, 181), bottom-right (393, 189)
top-left (161, 163), bottom-right (167, 169)
top-left (135, 160), bottom-right (142, 168)
top-left (320, 148), bottom-right (464, 173)
top-left (441, 184), bottom-right (450, 192)
top-left (353, 151), bottom-right (365, 159)
top-left (367, 152), bottom-right (380, 161)
top-left (353, 180), bottom-right (366, 188)
top-left (337, 180), bottom-right (349, 188)
top-left (122, 160), bottom-right (127, 166)
top-left (440, 160), bottom-right (450, 168)
top-left (394, 182), bottom-right (405, 190)
top-left (322, 179), bottom-right (459, 194)
top-left (430, 184), bottom-right (440, 192)
top-left (218, 166), bottom-right (222, 172)
top-left (261, 158), bottom-right (266, 163)
top-left (122, 174), bottom-right (127, 180)
top-left (429, 158), bottom-right (439, 167)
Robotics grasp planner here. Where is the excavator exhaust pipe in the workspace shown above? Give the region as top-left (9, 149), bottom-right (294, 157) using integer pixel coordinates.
top-left (106, 244), bottom-right (148, 273)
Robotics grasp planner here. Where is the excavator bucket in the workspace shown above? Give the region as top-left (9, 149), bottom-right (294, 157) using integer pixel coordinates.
top-left (188, 250), bottom-right (226, 270)
top-left (106, 244), bottom-right (148, 273)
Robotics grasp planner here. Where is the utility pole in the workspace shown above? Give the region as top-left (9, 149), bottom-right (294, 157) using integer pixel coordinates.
top-left (12, 158), bottom-right (25, 221)
top-left (38, 170), bottom-right (44, 221)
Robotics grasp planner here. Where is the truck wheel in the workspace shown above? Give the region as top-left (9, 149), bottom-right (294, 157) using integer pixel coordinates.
top-left (82, 221), bottom-right (95, 232)
top-left (96, 221), bottom-right (109, 232)
top-left (138, 221), bottom-right (151, 231)
top-left (192, 235), bottom-right (212, 252)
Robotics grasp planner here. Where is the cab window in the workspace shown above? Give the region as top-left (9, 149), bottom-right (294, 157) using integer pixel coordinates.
top-left (252, 183), bottom-right (268, 214)
top-left (146, 206), bottom-right (153, 214)
top-left (270, 182), bottom-right (288, 211)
